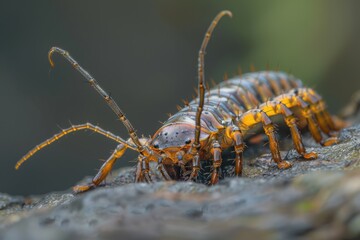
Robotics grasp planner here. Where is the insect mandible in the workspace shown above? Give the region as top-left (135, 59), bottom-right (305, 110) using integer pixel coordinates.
top-left (16, 10), bottom-right (341, 192)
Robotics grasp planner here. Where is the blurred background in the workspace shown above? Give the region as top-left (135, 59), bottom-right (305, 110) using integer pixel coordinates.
top-left (0, 0), bottom-right (359, 195)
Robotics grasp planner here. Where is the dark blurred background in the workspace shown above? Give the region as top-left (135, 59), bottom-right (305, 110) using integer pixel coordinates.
top-left (1, 1), bottom-right (359, 195)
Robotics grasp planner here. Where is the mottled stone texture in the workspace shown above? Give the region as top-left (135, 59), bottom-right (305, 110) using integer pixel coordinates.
top-left (1, 120), bottom-right (359, 239)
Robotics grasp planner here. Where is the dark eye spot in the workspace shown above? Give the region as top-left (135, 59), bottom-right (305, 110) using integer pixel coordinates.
top-left (164, 132), bottom-right (168, 136)
top-left (153, 143), bottom-right (159, 149)
top-left (185, 138), bottom-right (191, 144)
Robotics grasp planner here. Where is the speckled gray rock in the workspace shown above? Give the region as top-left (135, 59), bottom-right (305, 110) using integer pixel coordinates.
top-left (1, 123), bottom-right (359, 240)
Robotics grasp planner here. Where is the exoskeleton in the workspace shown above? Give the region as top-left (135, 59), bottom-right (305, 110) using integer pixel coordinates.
top-left (16, 11), bottom-right (341, 192)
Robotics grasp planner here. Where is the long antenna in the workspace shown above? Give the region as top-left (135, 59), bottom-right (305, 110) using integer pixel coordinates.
top-left (48, 47), bottom-right (149, 156)
top-left (193, 10), bottom-right (232, 150)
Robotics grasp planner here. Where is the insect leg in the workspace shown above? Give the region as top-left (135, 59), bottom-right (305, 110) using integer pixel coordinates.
top-left (259, 111), bottom-right (292, 169)
top-left (135, 157), bottom-right (144, 182)
top-left (277, 102), bottom-right (318, 159)
top-left (313, 101), bottom-right (341, 134)
top-left (295, 96), bottom-right (338, 146)
top-left (15, 123), bottom-right (136, 170)
top-left (48, 47), bottom-right (149, 157)
top-left (295, 88), bottom-right (341, 137)
top-left (156, 155), bottom-right (172, 181)
top-left (143, 160), bottom-right (153, 183)
top-left (133, 156), bottom-right (152, 183)
top-left (210, 140), bottom-right (222, 185)
top-left (188, 154), bottom-right (200, 181)
top-left (230, 127), bottom-right (245, 176)
top-left (301, 89), bottom-right (338, 134)
top-left (73, 143), bottom-right (128, 193)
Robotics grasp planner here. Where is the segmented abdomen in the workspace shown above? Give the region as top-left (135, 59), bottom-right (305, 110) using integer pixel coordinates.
top-left (165, 71), bottom-right (302, 129)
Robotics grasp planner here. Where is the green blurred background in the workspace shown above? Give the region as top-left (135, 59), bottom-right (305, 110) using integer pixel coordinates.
top-left (1, 1), bottom-right (359, 195)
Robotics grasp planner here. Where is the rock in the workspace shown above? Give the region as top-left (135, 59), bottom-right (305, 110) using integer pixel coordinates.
top-left (0, 193), bottom-right (23, 211)
top-left (0, 122), bottom-right (359, 239)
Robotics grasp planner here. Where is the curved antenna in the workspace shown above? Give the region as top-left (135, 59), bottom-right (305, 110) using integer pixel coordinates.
top-left (193, 10), bottom-right (233, 149)
top-left (15, 123), bottom-right (137, 170)
top-left (48, 47), bottom-right (149, 156)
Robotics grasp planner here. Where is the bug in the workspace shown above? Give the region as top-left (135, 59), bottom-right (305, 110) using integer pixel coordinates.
top-left (16, 10), bottom-right (341, 192)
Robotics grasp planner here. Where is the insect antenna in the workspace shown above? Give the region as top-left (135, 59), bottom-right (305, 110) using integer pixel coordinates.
top-left (192, 10), bottom-right (232, 152)
top-left (48, 47), bottom-right (150, 156)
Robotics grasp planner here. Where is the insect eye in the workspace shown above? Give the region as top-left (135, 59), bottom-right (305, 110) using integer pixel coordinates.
top-left (185, 139), bottom-right (191, 144)
top-left (153, 143), bottom-right (159, 149)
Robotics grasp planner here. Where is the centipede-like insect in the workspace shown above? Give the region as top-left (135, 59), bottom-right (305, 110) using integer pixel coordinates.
top-left (16, 10), bottom-right (341, 192)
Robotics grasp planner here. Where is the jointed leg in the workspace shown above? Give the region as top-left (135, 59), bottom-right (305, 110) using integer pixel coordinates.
top-left (312, 101), bottom-right (341, 134)
top-left (258, 98), bottom-right (317, 159)
top-left (278, 102), bottom-right (317, 159)
top-left (229, 126), bottom-right (244, 176)
top-left (73, 143), bottom-right (128, 193)
top-left (302, 88), bottom-right (340, 132)
top-left (292, 88), bottom-right (340, 138)
top-left (259, 111), bottom-right (292, 169)
top-left (210, 140), bottom-right (222, 185)
top-left (16, 123), bottom-right (134, 170)
top-left (135, 155), bottom-right (153, 183)
top-left (295, 96), bottom-right (338, 146)
top-left (239, 110), bottom-right (291, 169)
top-left (156, 156), bottom-right (172, 181)
top-left (188, 154), bottom-right (200, 181)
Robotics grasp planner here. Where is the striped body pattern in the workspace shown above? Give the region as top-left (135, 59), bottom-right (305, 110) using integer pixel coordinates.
top-left (170, 71), bottom-right (302, 132)
top-left (152, 71), bottom-right (338, 183)
top-left (16, 11), bottom-right (340, 192)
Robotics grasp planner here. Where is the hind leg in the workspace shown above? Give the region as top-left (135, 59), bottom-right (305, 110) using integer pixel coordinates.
top-left (301, 88), bottom-right (342, 133)
top-left (259, 100), bottom-right (318, 160)
top-left (295, 96), bottom-right (338, 146)
top-left (278, 102), bottom-right (318, 159)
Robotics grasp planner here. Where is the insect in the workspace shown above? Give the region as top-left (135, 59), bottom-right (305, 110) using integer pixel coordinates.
top-left (16, 10), bottom-right (340, 192)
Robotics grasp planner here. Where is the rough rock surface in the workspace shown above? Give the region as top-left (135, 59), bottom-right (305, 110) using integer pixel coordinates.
top-left (1, 120), bottom-right (359, 239)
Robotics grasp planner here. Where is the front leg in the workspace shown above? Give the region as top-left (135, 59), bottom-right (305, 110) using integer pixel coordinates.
top-left (156, 155), bottom-right (172, 181)
top-left (73, 143), bottom-right (127, 193)
top-left (188, 153), bottom-right (200, 181)
top-left (135, 155), bottom-right (153, 183)
top-left (210, 140), bottom-right (222, 185)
